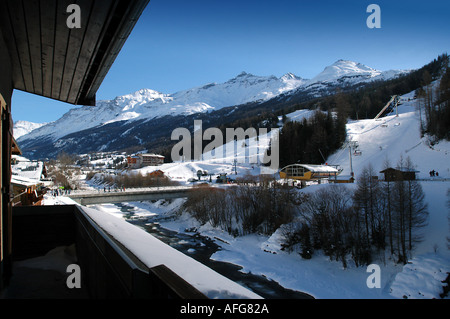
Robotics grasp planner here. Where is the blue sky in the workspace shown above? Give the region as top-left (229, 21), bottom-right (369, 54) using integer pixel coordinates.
top-left (12, 0), bottom-right (450, 123)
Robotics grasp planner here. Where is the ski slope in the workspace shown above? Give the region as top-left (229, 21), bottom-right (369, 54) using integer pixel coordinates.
top-left (327, 91), bottom-right (450, 180)
top-left (137, 125), bottom-right (279, 182)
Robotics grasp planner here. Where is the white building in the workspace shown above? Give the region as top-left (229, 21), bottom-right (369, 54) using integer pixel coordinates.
top-left (127, 153), bottom-right (165, 168)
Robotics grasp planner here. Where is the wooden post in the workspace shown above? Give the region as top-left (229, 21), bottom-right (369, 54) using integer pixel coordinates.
top-left (0, 94), bottom-right (4, 287)
top-left (1, 93), bottom-right (13, 288)
top-left (349, 146), bottom-right (354, 178)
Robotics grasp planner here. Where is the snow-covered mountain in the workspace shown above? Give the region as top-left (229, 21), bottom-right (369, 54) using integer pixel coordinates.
top-left (18, 72), bottom-right (307, 142)
top-left (17, 60), bottom-right (408, 158)
top-left (308, 59), bottom-right (404, 84)
top-left (13, 121), bottom-right (47, 139)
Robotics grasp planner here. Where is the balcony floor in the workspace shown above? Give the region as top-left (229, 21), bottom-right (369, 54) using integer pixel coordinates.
top-left (2, 245), bottom-right (89, 299)
top-left (4, 265), bottom-right (89, 299)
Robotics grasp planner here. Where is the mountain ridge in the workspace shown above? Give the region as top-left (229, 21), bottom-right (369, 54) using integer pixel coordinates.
top-left (13, 120), bottom-right (47, 140)
top-left (16, 59), bottom-right (409, 159)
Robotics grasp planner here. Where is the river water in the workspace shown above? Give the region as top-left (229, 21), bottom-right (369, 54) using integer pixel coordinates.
top-left (114, 202), bottom-right (313, 299)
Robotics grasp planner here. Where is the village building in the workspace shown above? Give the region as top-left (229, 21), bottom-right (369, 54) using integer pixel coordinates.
top-left (10, 155), bottom-right (49, 206)
top-left (379, 167), bottom-right (419, 181)
top-left (140, 153), bottom-right (165, 166)
top-left (127, 155), bottom-right (140, 168)
top-left (11, 155), bottom-right (48, 181)
top-left (127, 153), bottom-right (165, 168)
top-left (332, 175), bottom-right (356, 184)
top-left (147, 170), bottom-right (165, 178)
top-left (11, 176), bottom-right (45, 207)
top-left (279, 164), bottom-right (341, 181)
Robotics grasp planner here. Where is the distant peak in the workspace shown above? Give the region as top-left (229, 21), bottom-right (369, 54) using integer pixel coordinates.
top-left (114, 88), bottom-right (166, 100)
top-left (135, 88), bottom-right (163, 95)
top-left (225, 71), bottom-right (258, 83)
top-left (237, 71), bottom-right (250, 77)
top-left (332, 59), bottom-right (360, 67)
top-left (311, 59), bottom-right (381, 83)
top-left (281, 72), bottom-right (302, 81)
top-left (330, 59), bottom-right (376, 70)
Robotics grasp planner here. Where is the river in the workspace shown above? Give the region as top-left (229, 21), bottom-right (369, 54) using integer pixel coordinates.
top-left (114, 202), bottom-right (313, 299)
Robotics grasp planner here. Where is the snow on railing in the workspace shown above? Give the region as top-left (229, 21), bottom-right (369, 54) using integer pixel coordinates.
top-left (67, 185), bottom-right (193, 196)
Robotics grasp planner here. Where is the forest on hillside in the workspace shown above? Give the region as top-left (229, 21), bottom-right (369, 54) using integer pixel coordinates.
top-left (416, 57), bottom-right (450, 141)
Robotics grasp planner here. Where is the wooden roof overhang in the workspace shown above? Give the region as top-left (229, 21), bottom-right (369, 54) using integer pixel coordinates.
top-left (11, 136), bottom-right (22, 155)
top-left (0, 0), bottom-right (149, 106)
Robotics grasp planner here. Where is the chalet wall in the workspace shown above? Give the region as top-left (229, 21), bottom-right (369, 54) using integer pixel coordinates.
top-left (0, 29), bottom-right (13, 292)
top-left (0, 30), bottom-right (13, 106)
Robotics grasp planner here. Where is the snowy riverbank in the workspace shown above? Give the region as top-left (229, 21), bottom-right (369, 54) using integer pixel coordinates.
top-left (59, 183), bottom-right (449, 299)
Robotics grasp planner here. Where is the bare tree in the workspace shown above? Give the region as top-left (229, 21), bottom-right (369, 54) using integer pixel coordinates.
top-left (381, 158), bottom-right (394, 255)
top-left (354, 163), bottom-right (384, 249)
top-left (447, 189), bottom-right (450, 250)
top-left (391, 157), bottom-right (428, 263)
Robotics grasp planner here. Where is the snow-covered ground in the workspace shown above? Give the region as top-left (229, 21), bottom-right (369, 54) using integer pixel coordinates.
top-left (60, 180), bottom-right (447, 299)
top-left (41, 89), bottom-right (449, 299)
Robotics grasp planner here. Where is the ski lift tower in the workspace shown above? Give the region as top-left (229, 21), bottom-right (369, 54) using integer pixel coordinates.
top-left (374, 95), bottom-right (400, 120)
top-left (349, 146), bottom-right (354, 179)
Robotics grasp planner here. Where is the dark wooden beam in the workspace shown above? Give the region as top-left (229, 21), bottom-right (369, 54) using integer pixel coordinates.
top-left (6, 1), bottom-right (34, 93)
top-left (0, 0), bottom-right (150, 106)
top-left (23, 0), bottom-right (43, 96)
top-left (60, 0), bottom-right (89, 103)
top-left (51, 0), bottom-right (72, 101)
top-left (67, 0), bottom-right (116, 104)
top-left (78, 0), bottom-right (150, 105)
top-left (0, 1), bottom-right (25, 93)
top-left (40, 0), bottom-right (57, 98)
